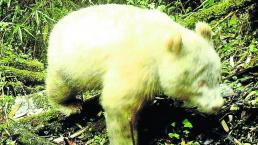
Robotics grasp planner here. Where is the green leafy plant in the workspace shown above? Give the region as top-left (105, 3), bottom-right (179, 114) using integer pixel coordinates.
top-left (167, 119), bottom-right (193, 143)
top-left (168, 132), bottom-right (180, 139)
top-left (249, 40), bottom-right (258, 53)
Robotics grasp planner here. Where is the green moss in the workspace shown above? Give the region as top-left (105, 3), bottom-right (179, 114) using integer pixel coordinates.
top-left (0, 66), bottom-right (46, 84)
top-left (177, 0), bottom-right (252, 27)
top-left (29, 91), bottom-right (50, 109)
top-left (0, 57), bottom-right (45, 72)
top-left (17, 109), bottom-right (65, 136)
top-left (3, 120), bottom-right (56, 145)
top-left (18, 109), bottom-right (62, 127)
top-left (0, 95), bottom-right (15, 120)
top-left (25, 85), bottom-right (45, 94)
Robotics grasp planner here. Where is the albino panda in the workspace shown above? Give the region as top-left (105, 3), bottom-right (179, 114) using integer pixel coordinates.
top-left (46, 4), bottom-right (224, 145)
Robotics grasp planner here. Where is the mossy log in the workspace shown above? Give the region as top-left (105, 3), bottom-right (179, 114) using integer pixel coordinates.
top-left (0, 57), bottom-right (45, 72)
top-left (0, 66), bottom-right (45, 84)
top-left (0, 58), bottom-right (45, 95)
top-left (177, 0), bottom-right (254, 27)
top-left (16, 93), bottom-right (101, 127)
top-left (16, 109), bottom-right (64, 130)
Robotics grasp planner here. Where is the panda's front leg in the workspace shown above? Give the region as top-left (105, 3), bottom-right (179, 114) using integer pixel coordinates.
top-left (100, 68), bottom-right (148, 145)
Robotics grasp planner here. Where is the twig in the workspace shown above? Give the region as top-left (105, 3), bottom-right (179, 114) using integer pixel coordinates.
top-left (193, 0), bottom-right (209, 11)
top-left (212, 11), bottom-right (235, 29)
top-left (179, 0), bottom-right (186, 14)
top-left (223, 65), bottom-right (258, 80)
top-left (53, 127), bottom-right (89, 144)
top-left (70, 127), bottom-right (88, 138)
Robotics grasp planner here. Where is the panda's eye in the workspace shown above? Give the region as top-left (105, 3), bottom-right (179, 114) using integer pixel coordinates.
top-left (198, 80), bottom-right (207, 87)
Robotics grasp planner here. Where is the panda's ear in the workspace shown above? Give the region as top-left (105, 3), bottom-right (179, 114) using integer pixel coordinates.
top-left (167, 33), bottom-right (182, 54)
top-left (195, 22), bottom-right (212, 40)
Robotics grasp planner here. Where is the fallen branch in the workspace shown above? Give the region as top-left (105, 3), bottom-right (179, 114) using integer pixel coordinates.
top-left (0, 66), bottom-right (46, 84)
